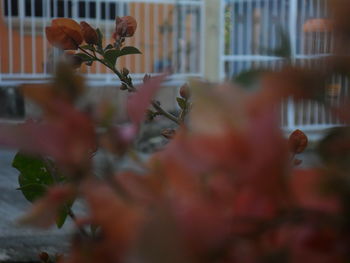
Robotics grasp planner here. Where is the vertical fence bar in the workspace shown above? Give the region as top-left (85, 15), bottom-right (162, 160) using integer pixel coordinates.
top-left (153, 2), bottom-right (159, 73)
top-left (287, 97), bottom-right (295, 130)
top-left (163, 3), bottom-right (169, 74)
top-left (180, 2), bottom-right (186, 73)
top-left (172, 2), bottom-right (178, 73)
top-left (104, 0), bottom-right (109, 76)
top-left (144, 2), bottom-right (150, 73)
top-left (199, 0), bottom-right (205, 77)
top-left (96, 0), bottom-right (101, 74)
top-left (7, 0), bottom-right (14, 74)
top-left (43, 0), bottom-right (50, 74)
top-left (228, 1), bottom-right (234, 76)
top-left (31, 0), bottom-right (36, 74)
top-left (19, 0), bottom-right (25, 74)
top-left (135, 2), bottom-right (140, 74)
top-left (190, 4), bottom-right (196, 74)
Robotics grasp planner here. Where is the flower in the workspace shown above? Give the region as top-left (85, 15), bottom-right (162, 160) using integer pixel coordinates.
top-left (113, 16), bottom-right (137, 40)
top-left (45, 18), bottom-right (83, 50)
top-left (80, 21), bottom-right (98, 45)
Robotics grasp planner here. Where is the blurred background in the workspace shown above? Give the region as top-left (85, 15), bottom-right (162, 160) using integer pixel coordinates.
top-left (0, 0), bottom-right (343, 135)
top-left (0, 1), bottom-right (339, 261)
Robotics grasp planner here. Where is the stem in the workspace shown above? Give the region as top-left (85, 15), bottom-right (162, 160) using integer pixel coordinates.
top-left (178, 100), bottom-right (189, 123)
top-left (78, 47), bottom-right (133, 90)
top-left (152, 101), bottom-right (180, 125)
top-left (78, 46), bottom-right (179, 123)
top-left (43, 158), bottom-right (88, 237)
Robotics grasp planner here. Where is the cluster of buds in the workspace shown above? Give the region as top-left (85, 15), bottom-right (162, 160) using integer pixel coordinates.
top-left (113, 16), bottom-right (138, 42)
top-left (120, 67), bottom-right (133, 91)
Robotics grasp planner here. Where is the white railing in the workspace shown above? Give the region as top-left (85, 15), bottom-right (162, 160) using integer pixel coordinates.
top-left (220, 0), bottom-right (345, 133)
top-left (0, 0), bottom-right (205, 86)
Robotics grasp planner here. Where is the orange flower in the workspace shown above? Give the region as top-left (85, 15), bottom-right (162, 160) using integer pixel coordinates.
top-left (80, 21), bottom-right (98, 45)
top-left (45, 18), bottom-right (83, 50)
top-left (113, 16), bottom-right (137, 40)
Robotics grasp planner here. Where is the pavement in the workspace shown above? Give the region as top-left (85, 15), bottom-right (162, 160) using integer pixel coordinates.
top-left (0, 146), bottom-right (320, 262)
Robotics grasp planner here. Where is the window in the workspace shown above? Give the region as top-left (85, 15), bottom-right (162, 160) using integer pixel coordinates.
top-left (3, 0), bottom-right (128, 21)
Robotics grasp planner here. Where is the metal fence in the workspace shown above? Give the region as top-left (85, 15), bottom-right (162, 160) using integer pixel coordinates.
top-left (0, 0), bottom-right (205, 86)
top-left (220, 0), bottom-right (346, 133)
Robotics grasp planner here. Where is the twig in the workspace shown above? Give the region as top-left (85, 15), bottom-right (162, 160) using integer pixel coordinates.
top-left (79, 46), bottom-right (179, 124)
top-left (43, 158), bottom-right (88, 237)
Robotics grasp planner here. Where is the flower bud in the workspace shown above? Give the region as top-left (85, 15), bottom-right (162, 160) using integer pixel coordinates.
top-left (288, 129), bottom-right (308, 154)
top-left (180, 83), bottom-right (190, 99)
top-left (113, 16), bottom-right (137, 40)
top-left (80, 21), bottom-right (98, 45)
top-left (120, 83), bottom-right (128, 90)
top-left (121, 67), bottom-right (129, 76)
top-left (161, 128), bottom-right (176, 139)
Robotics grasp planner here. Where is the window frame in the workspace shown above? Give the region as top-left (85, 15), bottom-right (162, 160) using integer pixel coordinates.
top-left (1, 0), bottom-right (129, 33)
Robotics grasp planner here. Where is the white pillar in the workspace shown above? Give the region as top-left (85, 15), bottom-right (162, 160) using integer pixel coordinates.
top-left (204, 0), bottom-right (222, 82)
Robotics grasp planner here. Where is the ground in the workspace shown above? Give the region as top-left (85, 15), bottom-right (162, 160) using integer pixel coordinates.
top-left (0, 143), bottom-right (320, 262)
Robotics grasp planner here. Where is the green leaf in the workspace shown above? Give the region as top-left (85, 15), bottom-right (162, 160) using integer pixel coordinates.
top-left (234, 69), bottom-right (269, 89)
top-left (96, 28), bottom-right (104, 52)
top-left (16, 184), bottom-right (47, 202)
top-left (56, 206), bottom-right (69, 228)
top-left (119, 46), bottom-right (142, 57)
top-left (260, 25), bottom-right (291, 59)
top-left (12, 152), bottom-right (72, 228)
top-left (176, 97), bottom-right (186, 110)
top-left (75, 53), bottom-right (95, 62)
top-left (104, 44), bottom-right (114, 51)
top-left (12, 153), bottom-right (55, 198)
top-left (104, 49), bottom-right (119, 67)
top-left (80, 44), bottom-right (95, 51)
top-left (104, 46), bottom-right (142, 67)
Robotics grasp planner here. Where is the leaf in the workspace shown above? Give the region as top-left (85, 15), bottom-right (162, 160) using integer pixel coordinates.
top-left (104, 44), bottom-right (114, 51)
top-left (96, 28), bottom-right (104, 52)
top-left (16, 184), bottom-right (47, 202)
top-left (12, 153), bottom-right (55, 201)
top-left (12, 152), bottom-right (72, 228)
top-left (176, 97), bottom-right (186, 110)
top-left (80, 44), bottom-right (95, 51)
top-left (119, 46), bottom-right (142, 57)
top-left (234, 69), bottom-right (269, 88)
top-left (104, 47), bottom-right (142, 67)
top-left (56, 205), bottom-right (70, 228)
top-left (75, 53), bottom-right (95, 62)
top-left (104, 49), bottom-right (119, 67)
top-left (19, 185), bottom-right (75, 228)
top-left (261, 26), bottom-right (291, 59)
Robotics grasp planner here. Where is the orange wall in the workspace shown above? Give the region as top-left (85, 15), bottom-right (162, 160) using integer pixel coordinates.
top-left (0, 3), bottom-right (177, 76)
